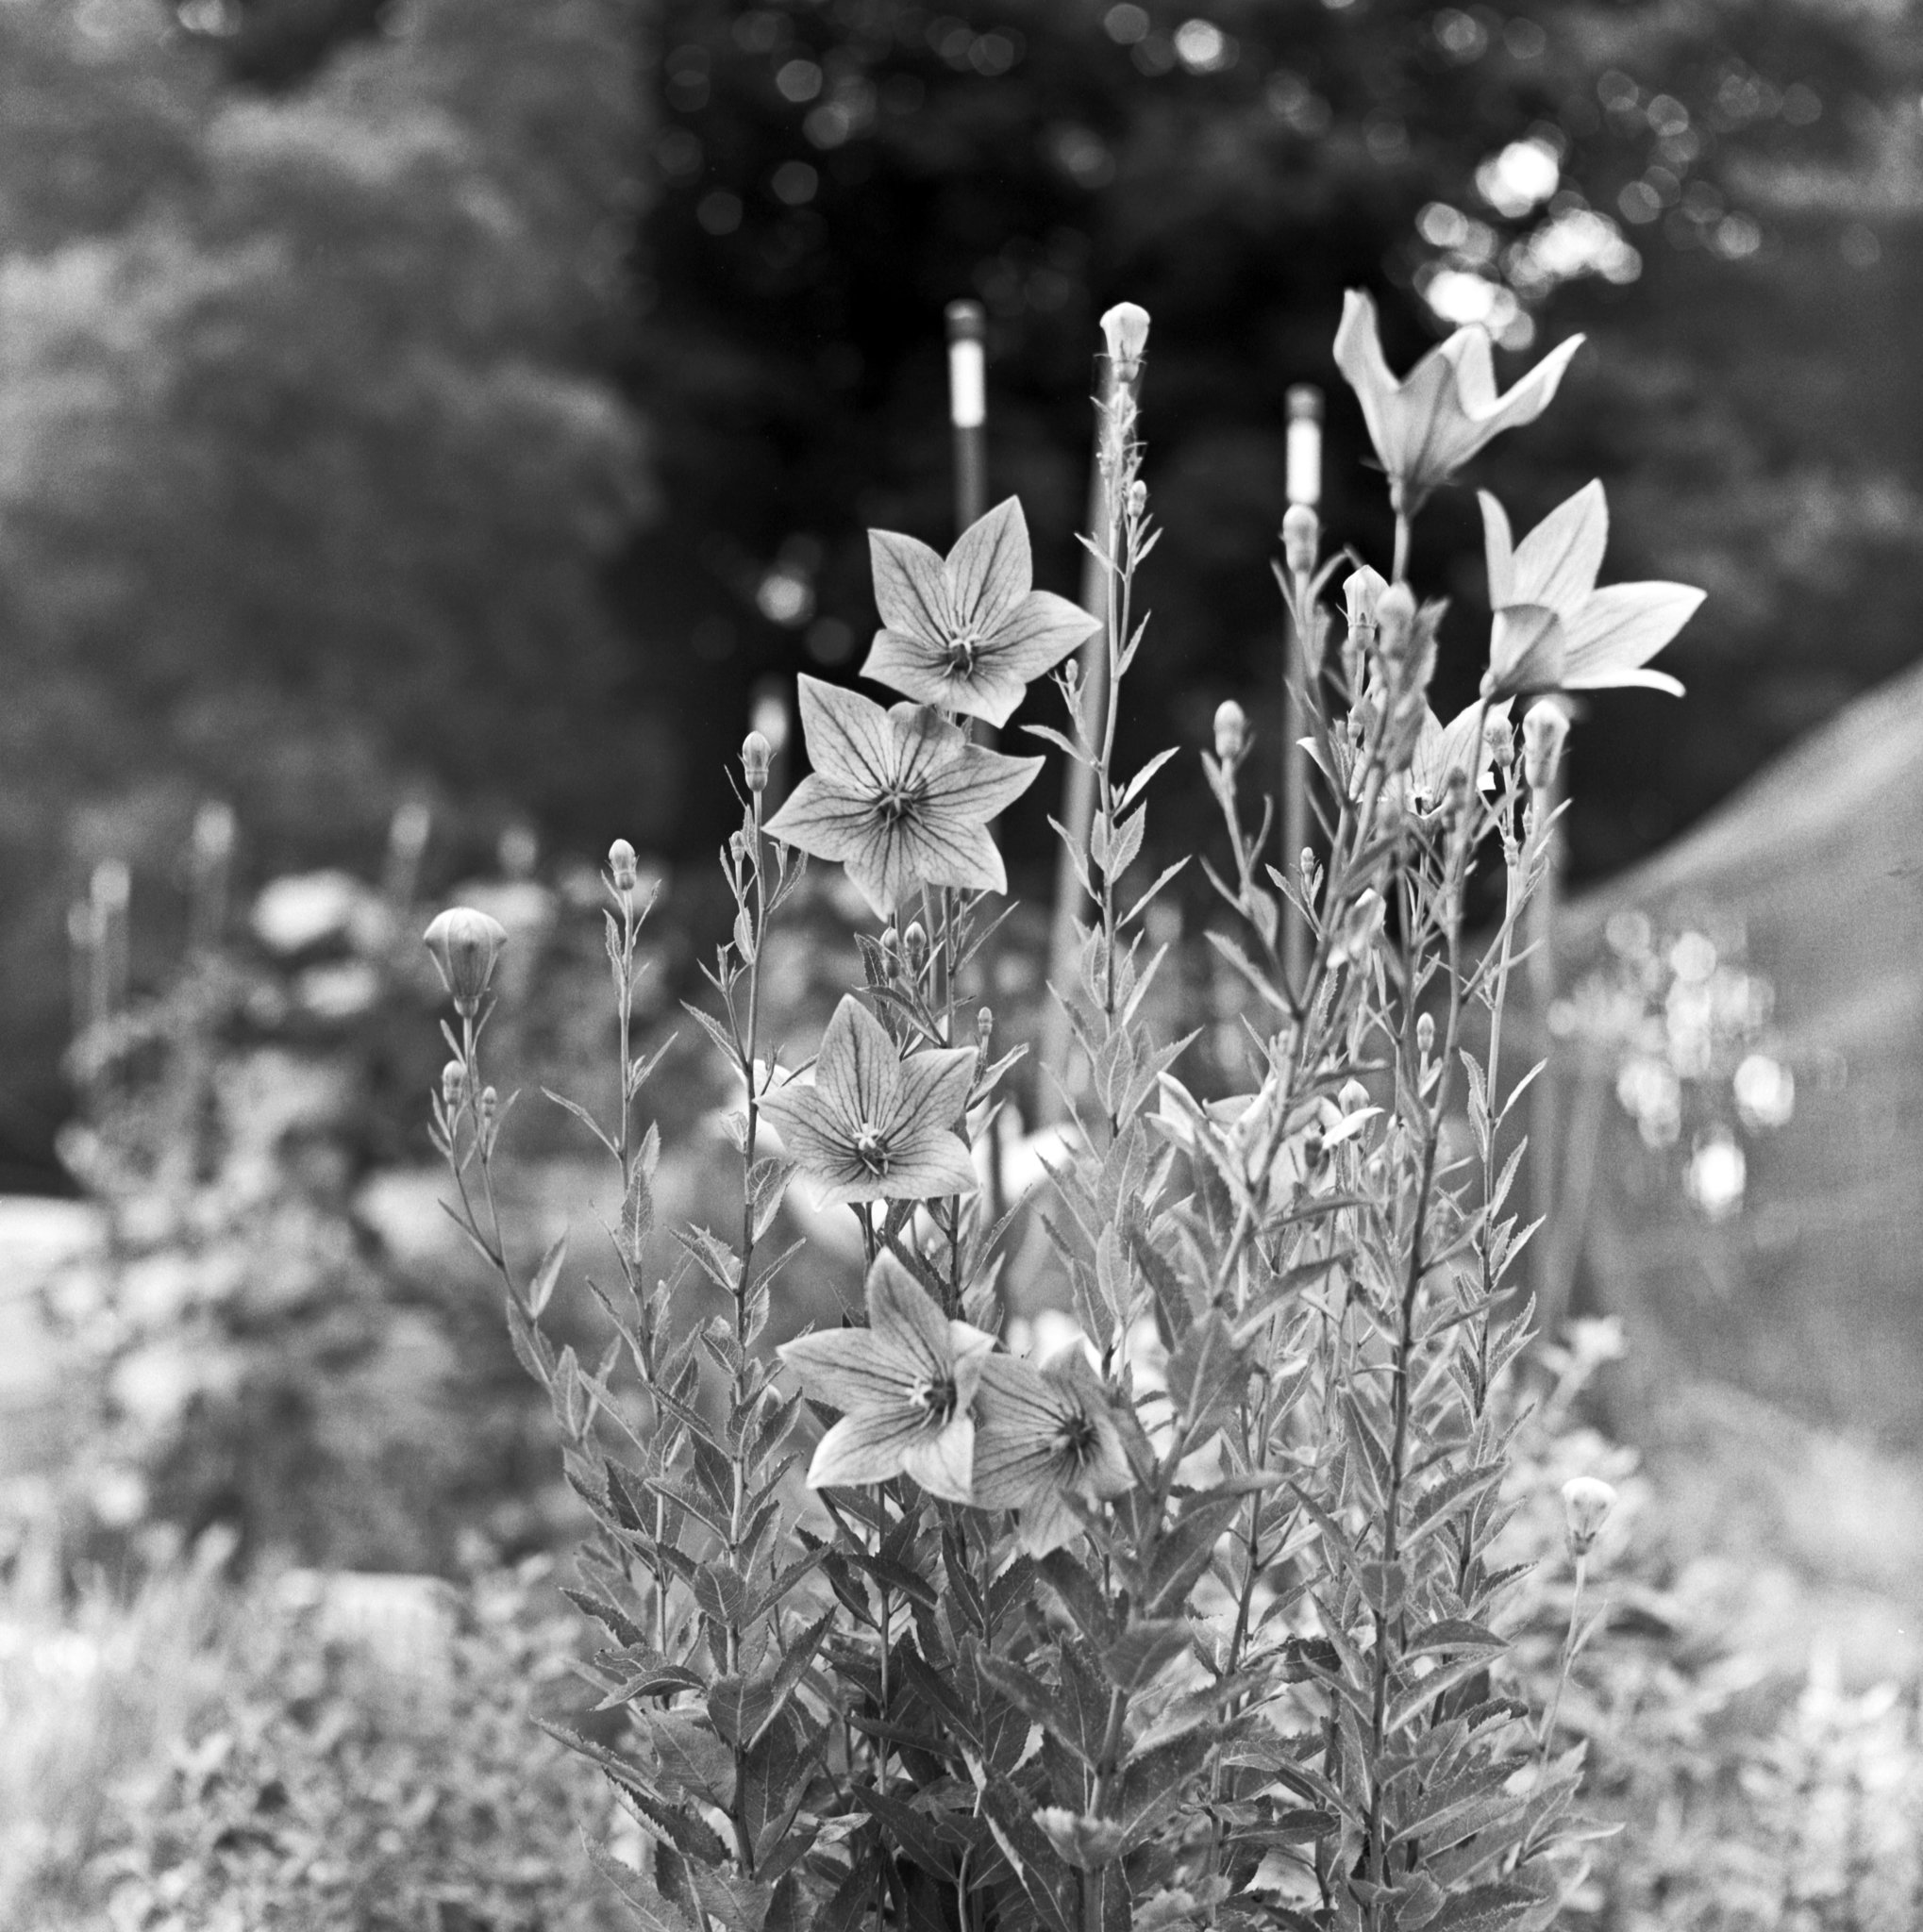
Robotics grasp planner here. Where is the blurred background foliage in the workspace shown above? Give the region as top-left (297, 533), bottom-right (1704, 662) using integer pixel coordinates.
top-left (0, 0), bottom-right (1915, 1183)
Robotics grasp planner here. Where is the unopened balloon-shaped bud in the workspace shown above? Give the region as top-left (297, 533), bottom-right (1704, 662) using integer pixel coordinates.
top-left (1486, 713), bottom-right (1516, 771)
top-left (1281, 504), bottom-right (1320, 577)
top-left (1523, 698), bottom-right (1572, 792)
top-left (902, 920), bottom-right (929, 982)
top-left (478, 1085), bottom-right (499, 1131)
top-left (442, 1059), bottom-right (469, 1110)
top-left (1416, 1011), bottom-right (1435, 1058)
top-left (1337, 1076), bottom-right (1370, 1117)
top-left (1299, 845), bottom-right (1315, 885)
top-left (977, 1005), bottom-right (995, 1051)
top-left (1561, 1474), bottom-right (1617, 1559)
top-left (1344, 565), bottom-right (1387, 640)
top-left (1213, 700), bottom-right (1247, 763)
top-left (608, 839), bottom-right (639, 893)
top-left (423, 907), bottom-right (510, 1017)
top-left (1100, 302), bottom-right (1150, 381)
top-left (1127, 478), bottom-right (1148, 520)
top-left (1375, 582), bottom-right (1417, 664)
top-left (742, 730), bottom-right (773, 794)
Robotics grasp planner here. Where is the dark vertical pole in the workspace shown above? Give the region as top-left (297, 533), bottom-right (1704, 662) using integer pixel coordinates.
top-left (1281, 384), bottom-right (1323, 993)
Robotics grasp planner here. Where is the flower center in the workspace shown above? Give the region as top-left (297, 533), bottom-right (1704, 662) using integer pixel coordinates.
top-left (853, 1124), bottom-right (891, 1175)
top-left (1058, 1412), bottom-right (1100, 1464)
top-left (875, 783), bottom-right (918, 826)
top-left (911, 1374), bottom-right (957, 1424)
top-left (946, 631), bottom-right (980, 675)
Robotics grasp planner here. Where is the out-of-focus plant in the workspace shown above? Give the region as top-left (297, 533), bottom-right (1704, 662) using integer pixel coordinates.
top-left (1550, 911), bottom-right (1794, 1224)
top-left (431, 292), bottom-right (1701, 1932)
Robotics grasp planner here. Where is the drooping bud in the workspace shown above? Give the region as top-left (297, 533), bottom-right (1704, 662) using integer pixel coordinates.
top-left (901, 920), bottom-right (929, 983)
top-left (1281, 504), bottom-right (1320, 577)
top-left (607, 839), bottom-right (639, 893)
top-left (1213, 699), bottom-right (1247, 763)
top-left (1522, 698), bottom-right (1572, 792)
top-left (1099, 302), bottom-right (1150, 382)
top-left (441, 1059), bottom-right (469, 1110)
top-left (742, 730), bottom-right (773, 793)
top-left (1561, 1475), bottom-right (1617, 1559)
top-left (423, 907), bottom-right (510, 1017)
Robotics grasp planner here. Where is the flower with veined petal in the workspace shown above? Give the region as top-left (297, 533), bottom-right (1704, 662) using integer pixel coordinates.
top-left (861, 497), bottom-right (1099, 727)
top-left (1479, 480), bottom-right (1703, 700)
top-left (758, 994), bottom-right (978, 1207)
top-left (765, 676), bottom-right (1042, 917)
top-left (1407, 696), bottom-right (1513, 814)
top-left (973, 1349), bottom-right (1135, 1555)
top-left (1333, 289), bottom-right (1584, 511)
top-left (779, 1253), bottom-right (995, 1502)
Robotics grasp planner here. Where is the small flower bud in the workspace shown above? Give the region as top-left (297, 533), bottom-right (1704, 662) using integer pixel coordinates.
top-left (1213, 699), bottom-right (1247, 763)
top-left (901, 920), bottom-right (929, 982)
top-left (1127, 478), bottom-right (1147, 520)
top-left (1561, 1475), bottom-right (1617, 1559)
top-left (478, 1085), bottom-right (499, 1132)
top-left (1099, 301), bottom-right (1150, 382)
top-left (1337, 1076), bottom-right (1370, 1117)
top-left (1299, 845), bottom-right (1315, 885)
top-left (1416, 1011), bottom-right (1435, 1058)
top-left (441, 1059), bottom-right (469, 1110)
top-left (977, 1005), bottom-right (995, 1052)
top-left (423, 907), bottom-right (510, 1017)
top-left (1375, 582), bottom-right (1417, 664)
top-left (1523, 698), bottom-right (1572, 792)
top-left (878, 924), bottom-right (898, 981)
top-left (1344, 565), bottom-right (1386, 639)
top-left (1486, 715), bottom-right (1515, 770)
top-left (1281, 503), bottom-right (1320, 577)
top-left (607, 838), bottom-right (639, 893)
top-left (742, 730), bottom-right (773, 793)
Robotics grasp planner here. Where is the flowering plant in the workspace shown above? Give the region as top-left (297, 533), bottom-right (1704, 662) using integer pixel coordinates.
top-left (428, 294), bottom-right (1696, 1932)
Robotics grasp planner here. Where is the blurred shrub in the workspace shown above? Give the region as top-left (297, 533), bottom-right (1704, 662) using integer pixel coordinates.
top-left (8, 1549), bottom-right (627, 1932)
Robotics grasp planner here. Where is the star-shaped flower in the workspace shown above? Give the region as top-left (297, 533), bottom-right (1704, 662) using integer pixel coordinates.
top-left (1407, 696), bottom-right (1513, 813)
top-left (765, 675), bottom-right (1043, 918)
top-left (1479, 481), bottom-right (1703, 700)
top-left (861, 497), bottom-right (1100, 727)
top-left (779, 1252), bottom-right (996, 1502)
top-left (973, 1349), bottom-right (1134, 1556)
top-left (1333, 289), bottom-right (1584, 510)
top-left (759, 994), bottom-right (978, 1207)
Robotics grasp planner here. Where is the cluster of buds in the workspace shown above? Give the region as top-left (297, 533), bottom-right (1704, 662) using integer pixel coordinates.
top-left (423, 907), bottom-right (510, 1018)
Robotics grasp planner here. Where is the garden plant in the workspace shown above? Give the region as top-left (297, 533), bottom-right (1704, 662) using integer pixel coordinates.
top-left (425, 293), bottom-right (1701, 1932)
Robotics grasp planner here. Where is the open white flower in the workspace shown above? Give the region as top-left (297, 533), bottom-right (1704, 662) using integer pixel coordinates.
top-left (861, 497), bottom-right (1099, 727)
top-left (1480, 480), bottom-right (1703, 700)
top-left (778, 1253), bottom-right (995, 1503)
top-left (1333, 289), bottom-right (1583, 509)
